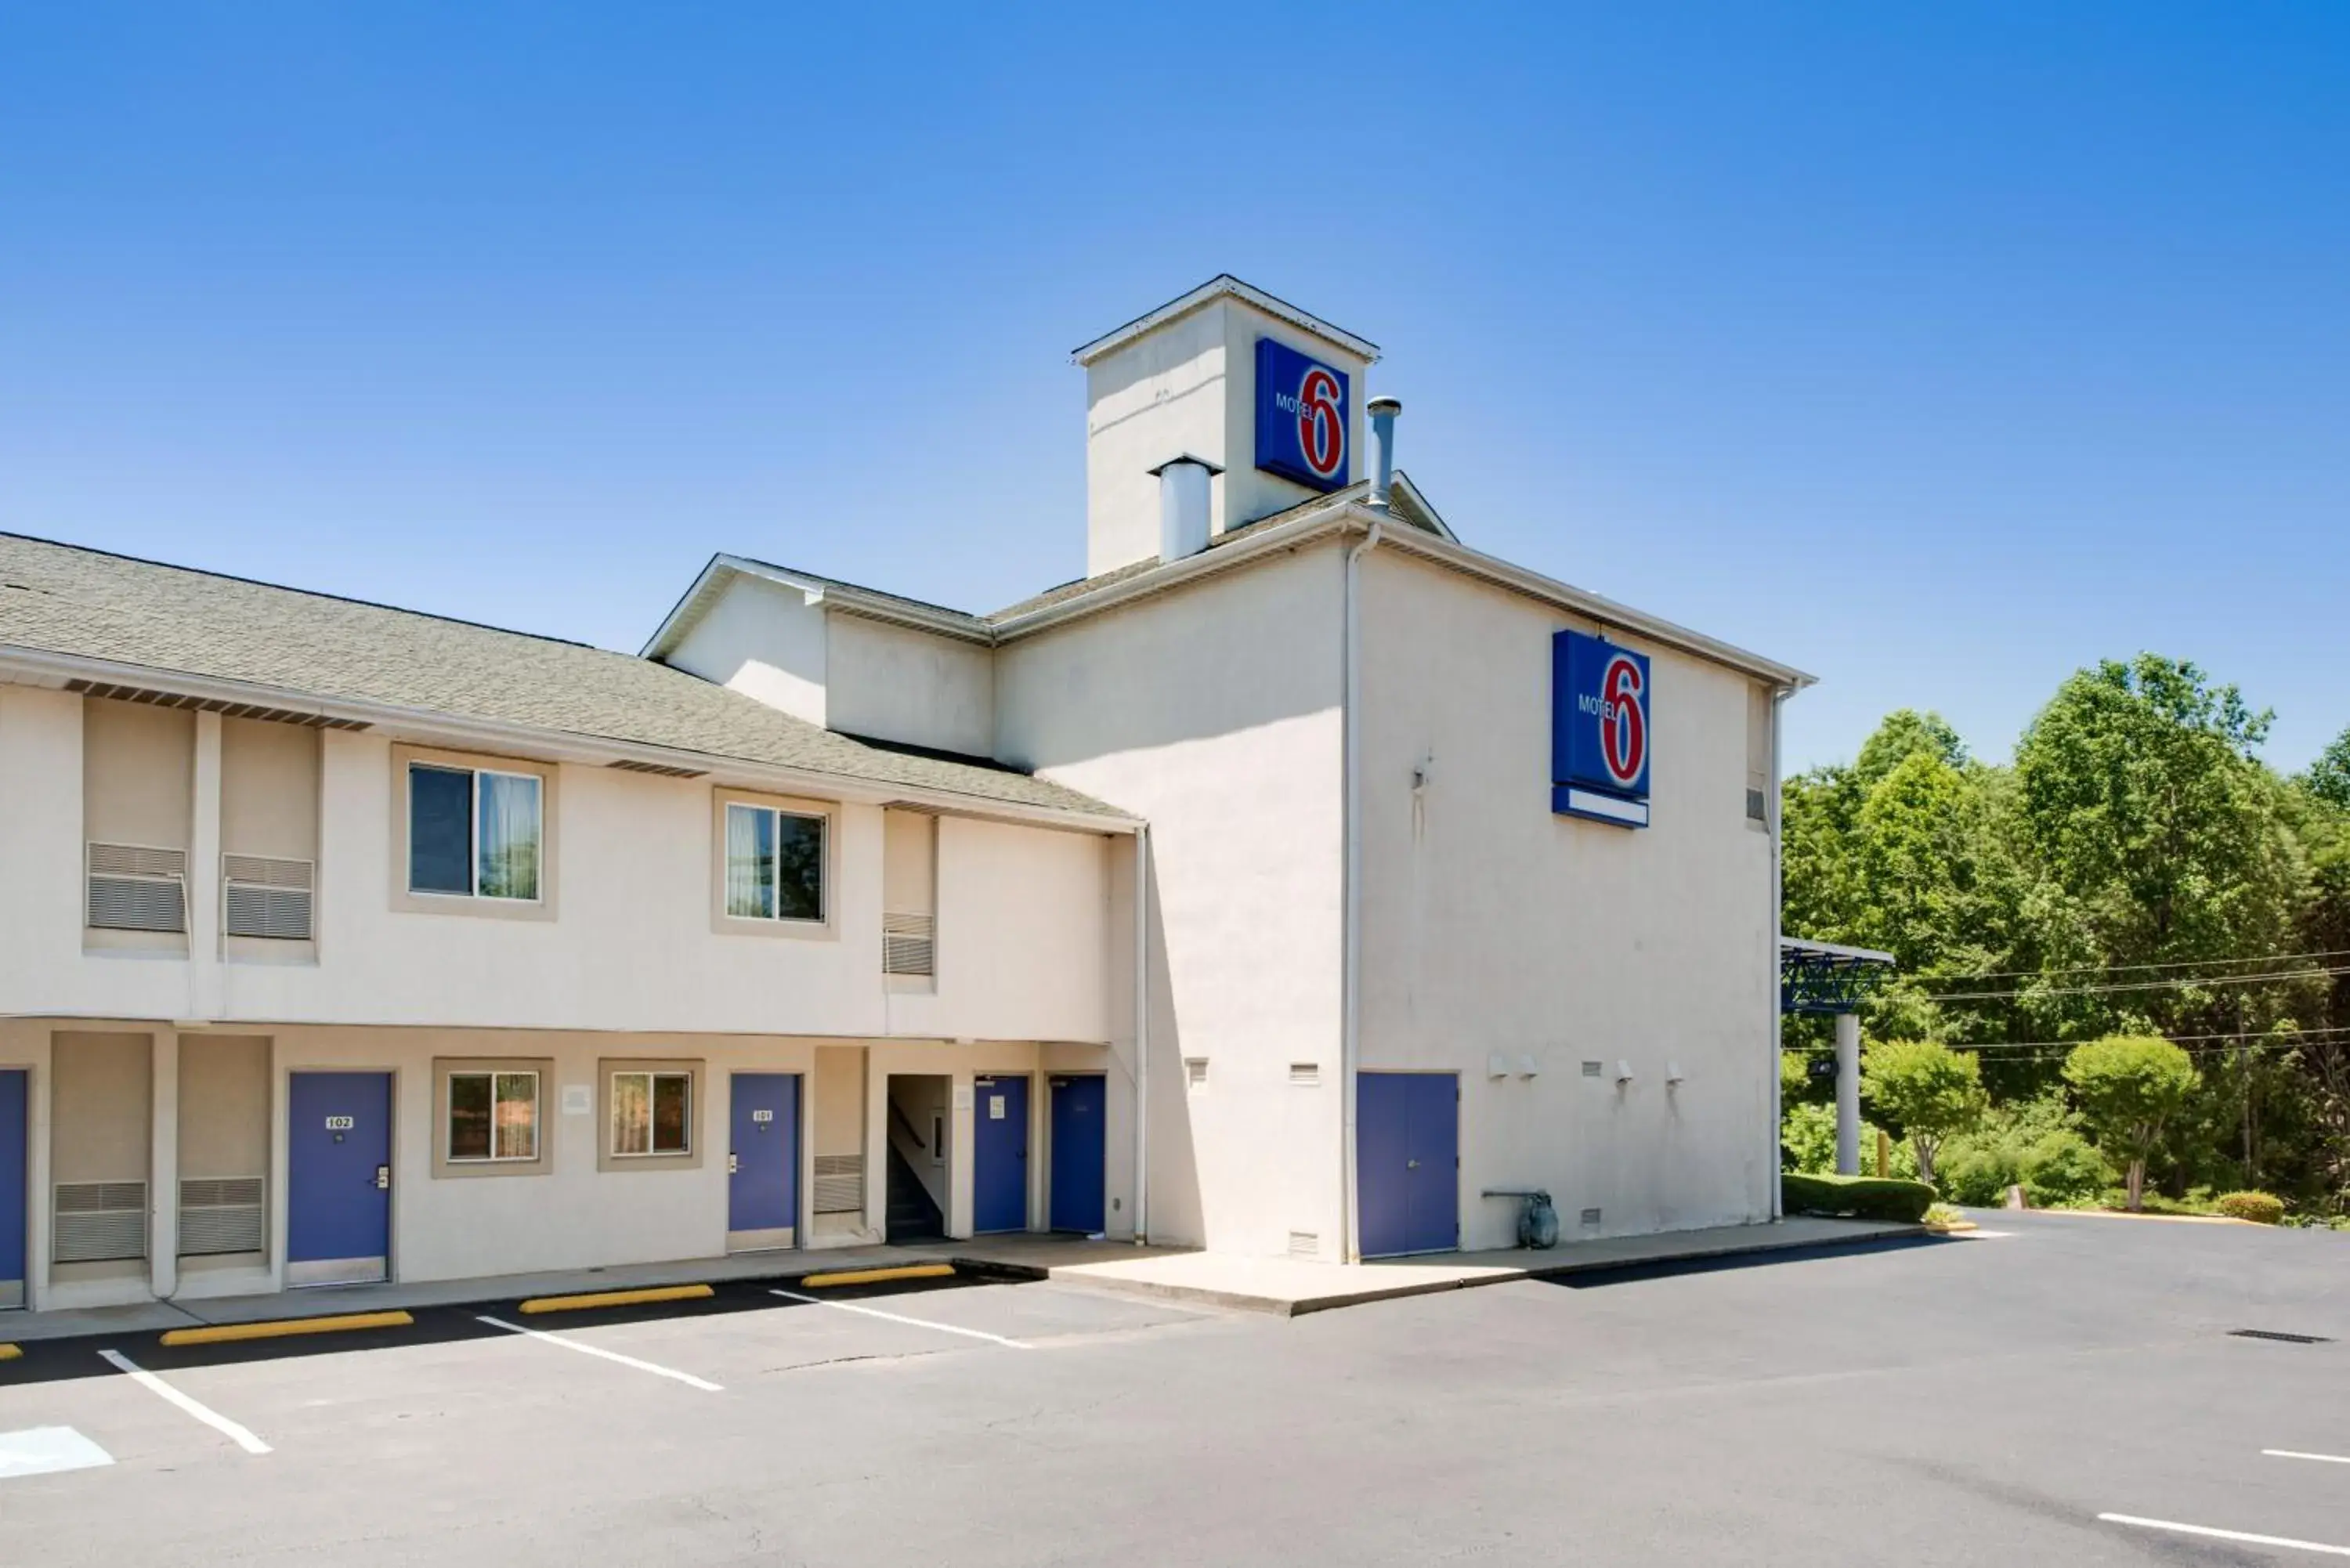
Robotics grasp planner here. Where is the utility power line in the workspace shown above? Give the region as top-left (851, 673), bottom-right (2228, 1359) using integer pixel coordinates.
top-left (1899, 946), bottom-right (2350, 985)
top-left (1918, 965), bottom-right (2349, 1006)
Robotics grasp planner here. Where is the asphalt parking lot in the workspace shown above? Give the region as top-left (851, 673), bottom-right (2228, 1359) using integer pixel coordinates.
top-left (2, 1215), bottom-right (2346, 1566)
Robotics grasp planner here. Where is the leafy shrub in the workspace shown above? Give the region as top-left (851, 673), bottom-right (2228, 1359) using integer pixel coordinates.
top-left (1933, 1094), bottom-right (2111, 1207)
top-left (1781, 1102), bottom-right (1918, 1178)
top-left (1782, 1172), bottom-right (1936, 1223)
top-left (2214, 1190), bottom-right (2285, 1224)
top-left (1923, 1202), bottom-right (1967, 1228)
top-left (2021, 1134), bottom-right (2111, 1205)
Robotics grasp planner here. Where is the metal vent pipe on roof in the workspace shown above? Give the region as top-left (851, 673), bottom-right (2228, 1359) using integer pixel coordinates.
top-left (1151, 455), bottom-right (1219, 562)
top-left (1366, 397), bottom-right (1401, 511)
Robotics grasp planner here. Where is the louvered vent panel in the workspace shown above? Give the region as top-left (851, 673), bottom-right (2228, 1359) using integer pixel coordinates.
top-left (1289, 1062), bottom-right (1321, 1086)
top-left (882, 912), bottom-right (935, 977)
top-left (223, 854), bottom-right (315, 940)
top-left (87, 843), bottom-right (187, 933)
top-left (812, 1154), bottom-right (865, 1214)
top-left (179, 1176), bottom-right (266, 1255)
top-left (54, 1180), bottom-right (147, 1263)
top-left (1287, 1230), bottom-right (1319, 1259)
top-left (1184, 1057), bottom-right (1209, 1089)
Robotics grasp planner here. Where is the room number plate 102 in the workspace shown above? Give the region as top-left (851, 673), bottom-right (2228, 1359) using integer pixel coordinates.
top-left (324, 1115), bottom-right (356, 1130)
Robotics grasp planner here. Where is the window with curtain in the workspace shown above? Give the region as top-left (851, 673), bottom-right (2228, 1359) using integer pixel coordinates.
top-left (448, 1071), bottom-right (539, 1162)
top-left (610, 1071), bottom-right (692, 1157)
top-left (409, 762), bottom-right (542, 901)
top-left (724, 802), bottom-right (824, 922)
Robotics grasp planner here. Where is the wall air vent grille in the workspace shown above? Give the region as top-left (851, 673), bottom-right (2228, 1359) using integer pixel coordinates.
top-left (222, 854), bottom-right (314, 941)
top-left (1184, 1058), bottom-right (1209, 1090)
top-left (1579, 1207), bottom-right (1603, 1227)
top-left (882, 912), bottom-right (936, 977)
top-left (1747, 788), bottom-right (1769, 823)
top-left (812, 1154), bottom-right (865, 1214)
top-left (67, 679), bottom-right (367, 729)
top-left (179, 1176), bottom-right (266, 1255)
top-left (54, 1180), bottom-right (148, 1262)
top-left (1287, 1230), bottom-right (1319, 1259)
top-left (87, 842), bottom-right (187, 932)
top-left (1289, 1063), bottom-right (1321, 1086)
top-left (606, 757), bottom-right (708, 779)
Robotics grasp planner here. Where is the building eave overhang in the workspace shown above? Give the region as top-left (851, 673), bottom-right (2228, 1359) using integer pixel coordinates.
top-left (0, 644), bottom-right (1140, 835)
top-left (1070, 275), bottom-right (1382, 367)
top-left (991, 501), bottom-right (1816, 690)
top-left (640, 554), bottom-right (995, 661)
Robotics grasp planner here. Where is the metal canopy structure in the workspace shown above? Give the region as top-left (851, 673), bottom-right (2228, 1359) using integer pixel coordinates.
top-left (1780, 937), bottom-right (1896, 1016)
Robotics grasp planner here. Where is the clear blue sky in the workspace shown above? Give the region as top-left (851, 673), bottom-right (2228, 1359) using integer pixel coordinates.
top-left (5, 4), bottom-right (2345, 775)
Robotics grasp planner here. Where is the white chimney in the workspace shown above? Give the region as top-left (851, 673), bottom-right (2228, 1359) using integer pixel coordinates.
top-left (1151, 455), bottom-right (1217, 562)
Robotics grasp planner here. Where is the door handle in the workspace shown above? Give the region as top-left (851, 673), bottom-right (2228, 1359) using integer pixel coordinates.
top-left (728, 1153), bottom-right (739, 1175)
top-left (374, 1165), bottom-right (391, 1190)
top-left (1407, 1159), bottom-right (1420, 1169)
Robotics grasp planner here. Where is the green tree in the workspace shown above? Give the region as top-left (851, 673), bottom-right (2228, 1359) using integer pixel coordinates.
top-left (2306, 725), bottom-right (2350, 811)
top-left (2063, 1035), bottom-right (2200, 1210)
top-left (2012, 656), bottom-right (2299, 1039)
top-left (1861, 1039), bottom-right (1987, 1186)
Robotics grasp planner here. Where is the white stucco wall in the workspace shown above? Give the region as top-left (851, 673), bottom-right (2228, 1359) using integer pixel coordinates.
top-left (1355, 549), bottom-right (1777, 1248)
top-left (996, 544), bottom-right (1349, 1255)
top-left (0, 685), bottom-right (1111, 1049)
top-left (661, 573), bottom-right (828, 726)
top-left (823, 613), bottom-right (995, 757)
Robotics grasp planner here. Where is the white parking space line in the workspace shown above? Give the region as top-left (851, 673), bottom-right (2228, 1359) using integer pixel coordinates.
top-left (0, 1426), bottom-right (115, 1481)
top-left (769, 1288), bottom-right (1032, 1349)
top-left (475, 1315), bottom-right (724, 1392)
top-left (2100, 1514), bottom-right (2350, 1556)
top-left (2268, 1449), bottom-right (2350, 1465)
top-left (96, 1349), bottom-right (271, 1455)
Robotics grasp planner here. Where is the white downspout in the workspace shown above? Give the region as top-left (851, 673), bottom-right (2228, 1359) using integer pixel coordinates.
top-left (1341, 519), bottom-right (1384, 1263)
top-left (1769, 686), bottom-right (1788, 1220)
top-left (1132, 824), bottom-right (1151, 1244)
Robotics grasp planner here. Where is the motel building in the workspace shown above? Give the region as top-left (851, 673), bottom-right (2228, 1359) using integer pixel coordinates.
top-left (0, 277), bottom-right (1810, 1317)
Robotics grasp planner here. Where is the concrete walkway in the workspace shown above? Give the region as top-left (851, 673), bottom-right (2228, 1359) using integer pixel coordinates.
top-left (1043, 1216), bottom-right (1920, 1316)
top-left (0, 1218), bottom-right (1916, 1341)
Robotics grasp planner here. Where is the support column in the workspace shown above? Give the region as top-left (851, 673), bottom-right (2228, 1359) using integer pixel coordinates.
top-left (1834, 1012), bottom-right (1861, 1176)
top-left (150, 1031), bottom-right (180, 1297)
top-left (188, 711), bottom-right (224, 1021)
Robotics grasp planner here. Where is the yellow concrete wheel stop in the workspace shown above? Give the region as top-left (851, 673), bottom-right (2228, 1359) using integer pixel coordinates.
top-left (161, 1310), bottom-right (414, 1347)
top-left (798, 1263), bottom-right (956, 1288)
top-left (517, 1283), bottom-right (715, 1314)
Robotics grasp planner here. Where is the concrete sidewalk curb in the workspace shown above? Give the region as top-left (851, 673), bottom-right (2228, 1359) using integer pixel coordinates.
top-left (1033, 1220), bottom-right (1929, 1317)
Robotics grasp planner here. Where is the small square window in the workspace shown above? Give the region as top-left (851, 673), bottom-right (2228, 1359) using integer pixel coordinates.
top-left (448, 1070), bottom-right (539, 1162)
top-left (611, 1070), bottom-right (692, 1157)
top-left (724, 802), bottom-right (825, 923)
top-left (410, 762), bottom-right (542, 902)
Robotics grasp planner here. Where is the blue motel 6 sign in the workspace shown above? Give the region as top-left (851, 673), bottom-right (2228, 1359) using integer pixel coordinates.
top-left (1254, 338), bottom-right (1350, 492)
top-left (1553, 631), bottom-right (1652, 827)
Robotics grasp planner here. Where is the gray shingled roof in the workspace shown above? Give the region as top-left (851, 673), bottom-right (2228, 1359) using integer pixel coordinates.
top-left (0, 533), bottom-right (1124, 820)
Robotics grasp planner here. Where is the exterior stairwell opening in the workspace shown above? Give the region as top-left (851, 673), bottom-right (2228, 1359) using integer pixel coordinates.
top-left (885, 1074), bottom-right (949, 1243)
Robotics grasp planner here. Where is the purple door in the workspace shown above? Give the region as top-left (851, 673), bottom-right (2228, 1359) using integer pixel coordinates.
top-left (0, 1069), bottom-right (24, 1306)
top-left (287, 1072), bottom-right (391, 1285)
top-left (728, 1073), bottom-right (800, 1237)
top-left (1358, 1072), bottom-right (1459, 1257)
top-left (973, 1075), bottom-right (1029, 1234)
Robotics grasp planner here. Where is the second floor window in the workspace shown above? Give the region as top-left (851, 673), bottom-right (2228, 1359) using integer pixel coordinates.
top-left (724, 802), bottom-right (824, 923)
top-left (410, 763), bottom-right (542, 901)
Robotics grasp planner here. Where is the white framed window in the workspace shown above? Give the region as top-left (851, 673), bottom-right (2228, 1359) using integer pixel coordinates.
top-left (446, 1070), bottom-right (540, 1163)
top-left (609, 1070), bottom-right (691, 1158)
top-left (409, 762), bottom-right (543, 901)
top-left (723, 801), bottom-right (825, 923)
